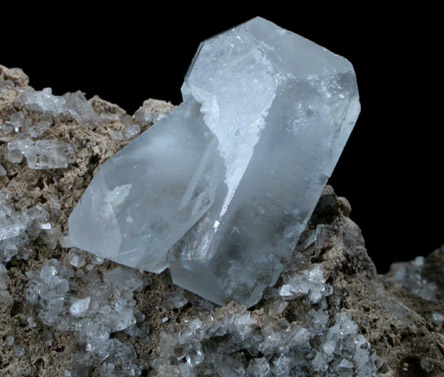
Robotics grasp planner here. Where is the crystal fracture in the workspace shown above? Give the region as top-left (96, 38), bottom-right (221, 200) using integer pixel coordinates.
top-left (68, 17), bottom-right (360, 307)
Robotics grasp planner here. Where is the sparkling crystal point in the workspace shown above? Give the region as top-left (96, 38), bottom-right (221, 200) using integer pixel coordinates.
top-left (68, 17), bottom-right (360, 307)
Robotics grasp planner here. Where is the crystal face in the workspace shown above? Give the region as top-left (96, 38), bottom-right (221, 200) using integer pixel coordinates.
top-left (68, 17), bottom-right (360, 307)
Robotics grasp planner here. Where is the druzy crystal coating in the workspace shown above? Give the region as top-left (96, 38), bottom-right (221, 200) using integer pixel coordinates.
top-left (68, 17), bottom-right (360, 307)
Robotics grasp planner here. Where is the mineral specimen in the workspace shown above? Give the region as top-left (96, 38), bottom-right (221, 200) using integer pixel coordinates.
top-left (151, 267), bottom-right (382, 377)
top-left (3, 62), bottom-right (444, 376)
top-left (16, 87), bottom-right (97, 125)
top-left (389, 256), bottom-right (438, 301)
top-left (0, 188), bottom-right (57, 263)
top-left (26, 257), bottom-right (145, 375)
top-left (69, 17), bottom-right (360, 307)
top-left (9, 139), bottom-right (76, 169)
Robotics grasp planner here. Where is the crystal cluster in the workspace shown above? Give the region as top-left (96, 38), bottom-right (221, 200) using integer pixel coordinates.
top-left (152, 264), bottom-right (381, 377)
top-left (279, 265), bottom-right (332, 303)
top-left (26, 255), bottom-right (147, 376)
top-left (16, 88), bottom-right (97, 125)
top-left (390, 256), bottom-right (437, 301)
top-left (23, 213), bottom-right (383, 377)
top-left (69, 17), bottom-right (360, 307)
top-left (4, 60), bottom-right (444, 376)
top-left (5, 138), bottom-right (75, 169)
top-left (0, 73), bottom-right (154, 268)
top-left (0, 188), bottom-right (59, 263)
top-left (0, 88), bottom-right (99, 169)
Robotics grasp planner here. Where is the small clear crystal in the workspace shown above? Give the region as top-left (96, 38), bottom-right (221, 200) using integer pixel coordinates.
top-left (23, 140), bottom-right (75, 169)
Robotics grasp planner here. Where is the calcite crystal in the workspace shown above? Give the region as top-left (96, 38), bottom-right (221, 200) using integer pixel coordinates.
top-left (69, 17), bottom-right (360, 307)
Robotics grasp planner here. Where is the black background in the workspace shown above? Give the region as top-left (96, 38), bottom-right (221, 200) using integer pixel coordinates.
top-left (1, 6), bottom-right (441, 273)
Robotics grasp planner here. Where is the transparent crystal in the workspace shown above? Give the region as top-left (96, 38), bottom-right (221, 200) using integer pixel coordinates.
top-left (26, 258), bottom-right (143, 374)
top-left (5, 137), bottom-right (75, 169)
top-left (165, 288), bottom-right (189, 309)
top-left (67, 248), bottom-right (86, 268)
top-left (103, 266), bottom-right (143, 292)
top-left (69, 100), bottom-right (224, 273)
top-left (391, 256), bottom-right (437, 301)
top-left (69, 297), bottom-right (91, 317)
top-left (69, 17), bottom-right (360, 307)
top-left (23, 140), bottom-right (76, 169)
top-left (110, 124), bottom-right (141, 141)
top-left (18, 88), bottom-right (97, 125)
top-left (2, 111), bottom-right (29, 134)
top-left (28, 120), bottom-right (52, 138)
top-left (279, 265), bottom-right (331, 304)
top-left (4, 137), bottom-right (32, 163)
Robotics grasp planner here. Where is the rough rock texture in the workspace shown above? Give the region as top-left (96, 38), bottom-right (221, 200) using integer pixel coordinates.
top-left (0, 64), bottom-right (443, 376)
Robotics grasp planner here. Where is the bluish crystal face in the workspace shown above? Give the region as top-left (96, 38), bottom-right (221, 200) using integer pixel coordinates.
top-left (68, 17), bottom-right (360, 307)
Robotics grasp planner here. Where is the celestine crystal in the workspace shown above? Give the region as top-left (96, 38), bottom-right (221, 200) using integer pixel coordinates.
top-left (69, 17), bottom-right (360, 307)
